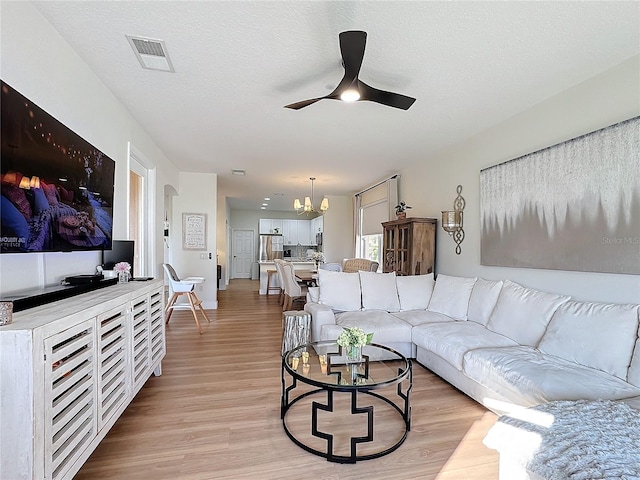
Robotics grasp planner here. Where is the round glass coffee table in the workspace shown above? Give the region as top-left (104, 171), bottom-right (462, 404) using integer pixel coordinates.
top-left (280, 341), bottom-right (412, 463)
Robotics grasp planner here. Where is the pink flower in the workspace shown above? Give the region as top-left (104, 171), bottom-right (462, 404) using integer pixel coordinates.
top-left (114, 262), bottom-right (131, 273)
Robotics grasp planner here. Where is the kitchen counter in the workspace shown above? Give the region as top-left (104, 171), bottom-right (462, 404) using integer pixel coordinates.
top-left (258, 260), bottom-right (314, 295)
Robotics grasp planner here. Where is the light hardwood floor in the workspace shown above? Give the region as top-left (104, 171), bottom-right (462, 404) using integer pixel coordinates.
top-left (75, 279), bottom-right (499, 479)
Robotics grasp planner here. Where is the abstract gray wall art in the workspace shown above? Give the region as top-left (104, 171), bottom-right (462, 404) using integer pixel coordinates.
top-left (480, 116), bottom-right (640, 275)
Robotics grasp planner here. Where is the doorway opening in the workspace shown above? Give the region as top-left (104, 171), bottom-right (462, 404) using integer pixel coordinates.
top-left (128, 145), bottom-right (156, 277)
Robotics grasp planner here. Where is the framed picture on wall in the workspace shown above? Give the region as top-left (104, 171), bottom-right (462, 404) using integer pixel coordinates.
top-left (182, 213), bottom-right (207, 250)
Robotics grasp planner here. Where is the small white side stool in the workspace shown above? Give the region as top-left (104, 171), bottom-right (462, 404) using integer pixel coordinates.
top-left (282, 310), bottom-right (311, 356)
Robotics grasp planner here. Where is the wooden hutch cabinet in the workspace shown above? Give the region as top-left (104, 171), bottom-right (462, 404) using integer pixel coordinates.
top-left (382, 217), bottom-right (437, 275)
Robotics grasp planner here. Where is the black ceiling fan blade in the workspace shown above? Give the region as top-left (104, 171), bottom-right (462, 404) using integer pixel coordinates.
top-left (339, 30), bottom-right (367, 82)
top-left (358, 81), bottom-right (416, 110)
top-left (283, 97), bottom-right (325, 110)
top-left (284, 30), bottom-right (416, 110)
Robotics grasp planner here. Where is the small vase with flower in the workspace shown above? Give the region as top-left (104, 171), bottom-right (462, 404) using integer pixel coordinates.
top-left (114, 262), bottom-right (131, 283)
top-left (337, 326), bottom-right (373, 363)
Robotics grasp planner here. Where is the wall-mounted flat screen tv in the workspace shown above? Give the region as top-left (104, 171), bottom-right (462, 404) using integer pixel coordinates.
top-left (1, 80), bottom-right (115, 253)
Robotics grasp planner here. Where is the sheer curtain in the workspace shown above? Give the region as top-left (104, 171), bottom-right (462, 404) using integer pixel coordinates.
top-left (354, 176), bottom-right (398, 265)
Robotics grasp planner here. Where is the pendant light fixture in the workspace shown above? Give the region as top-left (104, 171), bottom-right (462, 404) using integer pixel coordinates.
top-left (293, 177), bottom-right (329, 215)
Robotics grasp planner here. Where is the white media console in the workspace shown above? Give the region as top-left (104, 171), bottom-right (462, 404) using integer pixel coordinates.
top-left (0, 280), bottom-right (165, 480)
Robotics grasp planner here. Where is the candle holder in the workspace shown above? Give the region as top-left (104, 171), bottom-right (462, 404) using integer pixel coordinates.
top-left (291, 356), bottom-right (299, 370)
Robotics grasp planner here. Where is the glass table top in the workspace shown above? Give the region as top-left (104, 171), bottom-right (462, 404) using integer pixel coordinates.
top-left (283, 341), bottom-right (409, 388)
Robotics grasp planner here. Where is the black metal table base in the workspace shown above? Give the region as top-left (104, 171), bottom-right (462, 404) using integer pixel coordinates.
top-left (281, 363), bottom-right (412, 463)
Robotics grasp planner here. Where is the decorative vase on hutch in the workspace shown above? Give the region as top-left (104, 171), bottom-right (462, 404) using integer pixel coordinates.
top-left (118, 271), bottom-right (130, 283)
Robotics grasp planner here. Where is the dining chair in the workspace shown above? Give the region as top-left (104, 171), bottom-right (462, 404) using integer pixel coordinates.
top-left (342, 258), bottom-right (379, 273)
top-left (279, 260), bottom-right (308, 311)
top-left (319, 262), bottom-right (342, 272)
top-left (273, 259), bottom-right (287, 305)
top-left (162, 263), bottom-right (211, 334)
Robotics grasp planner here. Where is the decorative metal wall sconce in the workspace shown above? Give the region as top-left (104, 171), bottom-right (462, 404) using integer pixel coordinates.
top-left (441, 185), bottom-right (465, 255)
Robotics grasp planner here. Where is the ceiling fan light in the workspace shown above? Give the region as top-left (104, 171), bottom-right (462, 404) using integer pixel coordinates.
top-left (340, 89), bottom-right (360, 102)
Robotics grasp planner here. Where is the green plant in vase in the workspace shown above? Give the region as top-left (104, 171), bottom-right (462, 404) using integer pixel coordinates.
top-left (394, 201), bottom-right (412, 219)
top-left (336, 326), bottom-right (373, 362)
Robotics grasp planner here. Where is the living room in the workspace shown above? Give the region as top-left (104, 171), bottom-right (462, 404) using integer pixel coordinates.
top-left (1, 2), bottom-right (639, 479)
top-left (0, 1), bottom-right (637, 307)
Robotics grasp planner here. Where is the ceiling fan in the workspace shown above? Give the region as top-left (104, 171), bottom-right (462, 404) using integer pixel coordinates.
top-left (284, 30), bottom-right (416, 111)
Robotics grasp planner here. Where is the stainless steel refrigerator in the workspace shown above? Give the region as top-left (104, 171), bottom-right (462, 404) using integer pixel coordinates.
top-left (259, 234), bottom-right (284, 261)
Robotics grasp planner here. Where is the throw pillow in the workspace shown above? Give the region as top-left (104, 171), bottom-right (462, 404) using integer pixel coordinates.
top-left (427, 274), bottom-right (477, 320)
top-left (396, 273), bottom-right (435, 311)
top-left (41, 181), bottom-right (59, 206)
top-left (539, 301), bottom-right (639, 379)
top-left (467, 279), bottom-right (503, 326)
top-left (1, 194), bottom-right (30, 249)
top-left (486, 280), bottom-right (570, 346)
top-left (32, 187), bottom-right (50, 214)
top-left (317, 269), bottom-right (361, 312)
top-left (2, 184), bottom-right (32, 220)
top-left (359, 271), bottom-right (400, 312)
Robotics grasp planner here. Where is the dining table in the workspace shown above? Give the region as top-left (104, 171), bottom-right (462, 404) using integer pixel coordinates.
top-left (295, 270), bottom-right (318, 286)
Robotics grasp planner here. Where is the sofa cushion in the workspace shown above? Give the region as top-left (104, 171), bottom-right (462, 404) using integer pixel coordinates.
top-left (317, 270), bottom-right (361, 311)
top-left (467, 279), bottom-right (503, 327)
top-left (396, 273), bottom-right (435, 311)
top-left (463, 346), bottom-right (640, 405)
top-left (359, 271), bottom-right (400, 312)
top-left (486, 280), bottom-right (570, 346)
top-left (427, 274), bottom-right (476, 320)
top-left (629, 322), bottom-right (640, 388)
top-left (539, 302), bottom-right (639, 380)
top-left (320, 310), bottom-right (412, 344)
top-left (391, 309), bottom-right (456, 327)
top-left (412, 322), bottom-right (518, 370)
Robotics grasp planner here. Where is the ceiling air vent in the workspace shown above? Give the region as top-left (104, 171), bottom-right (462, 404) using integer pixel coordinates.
top-left (126, 35), bottom-right (175, 72)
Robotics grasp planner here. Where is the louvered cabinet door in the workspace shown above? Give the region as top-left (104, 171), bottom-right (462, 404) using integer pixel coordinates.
top-left (130, 295), bottom-right (150, 394)
top-left (43, 320), bottom-right (96, 480)
top-left (148, 289), bottom-right (165, 368)
top-left (96, 306), bottom-right (128, 430)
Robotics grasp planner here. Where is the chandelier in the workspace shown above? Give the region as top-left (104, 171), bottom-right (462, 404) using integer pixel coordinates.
top-left (293, 177), bottom-right (329, 215)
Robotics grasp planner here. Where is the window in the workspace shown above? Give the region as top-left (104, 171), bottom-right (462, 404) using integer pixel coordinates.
top-left (354, 176), bottom-right (398, 266)
top-left (360, 234), bottom-right (382, 269)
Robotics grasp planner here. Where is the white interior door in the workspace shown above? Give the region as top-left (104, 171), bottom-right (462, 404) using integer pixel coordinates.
top-left (232, 229), bottom-right (254, 279)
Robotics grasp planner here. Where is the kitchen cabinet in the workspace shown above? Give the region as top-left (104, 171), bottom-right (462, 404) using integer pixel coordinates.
top-left (259, 219), bottom-right (284, 234)
top-left (0, 281), bottom-right (165, 480)
top-left (296, 220), bottom-right (311, 246)
top-left (282, 219), bottom-right (297, 244)
top-left (261, 218), bottom-right (318, 245)
top-left (310, 216), bottom-right (323, 235)
top-left (382, 217), bottom-right (437, 276)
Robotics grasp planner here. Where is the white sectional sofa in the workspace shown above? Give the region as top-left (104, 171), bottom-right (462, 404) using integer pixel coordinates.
top-left (304, 270), bottom-right (640, 413)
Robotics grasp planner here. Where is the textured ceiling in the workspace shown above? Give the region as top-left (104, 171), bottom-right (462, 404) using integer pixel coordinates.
top-left (32, 1), bottom-right (640, 212)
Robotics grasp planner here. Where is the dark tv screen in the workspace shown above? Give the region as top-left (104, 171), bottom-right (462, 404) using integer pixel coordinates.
top-left (1, 80), bottom-right (115, 253)
top-left (102, 240), bottom-right (135, 278)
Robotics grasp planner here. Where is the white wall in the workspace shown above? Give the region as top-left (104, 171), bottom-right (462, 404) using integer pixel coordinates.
top-left (400, 55), bottom-right (640, 304)
top-left (170, 172), bottom-right (217, 308)
top-left (321, 195), bottom-right (354, 264)
top-left (215, 194), bottom-right (230, 290)
top-left (0, 2), bottom-right (179, 294)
